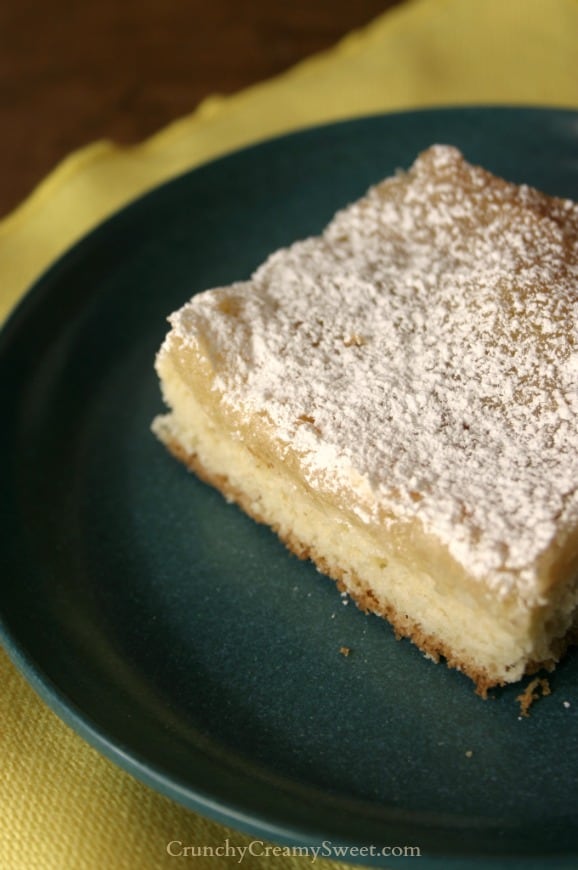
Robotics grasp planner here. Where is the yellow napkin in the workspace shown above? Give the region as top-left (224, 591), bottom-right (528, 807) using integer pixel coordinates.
top-left (1, 0), bottom-right (578, 867)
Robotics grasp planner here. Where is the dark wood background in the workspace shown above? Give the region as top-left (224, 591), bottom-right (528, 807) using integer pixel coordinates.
top-left (0, 0), bottom-right (403, 218)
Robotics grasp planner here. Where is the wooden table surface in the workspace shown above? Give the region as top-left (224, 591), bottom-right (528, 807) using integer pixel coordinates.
top-left (0, 0), bottom-right (402, 219)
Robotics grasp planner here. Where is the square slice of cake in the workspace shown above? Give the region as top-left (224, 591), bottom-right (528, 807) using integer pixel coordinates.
top-left (152, 145), bottom-right (578, 695)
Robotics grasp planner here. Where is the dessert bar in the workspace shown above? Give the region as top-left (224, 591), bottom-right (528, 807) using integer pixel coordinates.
top-left (153, 146), bottom-right (578, 694)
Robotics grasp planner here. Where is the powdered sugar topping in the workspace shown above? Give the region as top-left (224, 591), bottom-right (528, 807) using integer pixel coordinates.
top-left (167, 146), bottom-right (578, 603)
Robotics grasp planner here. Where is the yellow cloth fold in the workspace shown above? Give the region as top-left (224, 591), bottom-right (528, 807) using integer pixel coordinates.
top-left (1, 0), bottom-right (577, 867)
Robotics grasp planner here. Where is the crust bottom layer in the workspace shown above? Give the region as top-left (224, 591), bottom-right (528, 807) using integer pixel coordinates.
top-left (157, 432), bottom-right (575, 697)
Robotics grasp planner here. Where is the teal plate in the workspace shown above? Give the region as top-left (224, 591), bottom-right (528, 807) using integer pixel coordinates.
top-left (1, 108), bottom-right (578, 869)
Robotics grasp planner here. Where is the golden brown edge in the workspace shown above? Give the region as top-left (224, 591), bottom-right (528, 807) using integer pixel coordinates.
top-left (162, 437), bottom-right (570, 698)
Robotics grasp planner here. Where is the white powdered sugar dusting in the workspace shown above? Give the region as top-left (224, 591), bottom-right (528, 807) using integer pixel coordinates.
top-left (167, 146), bottom-right (578, 602)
